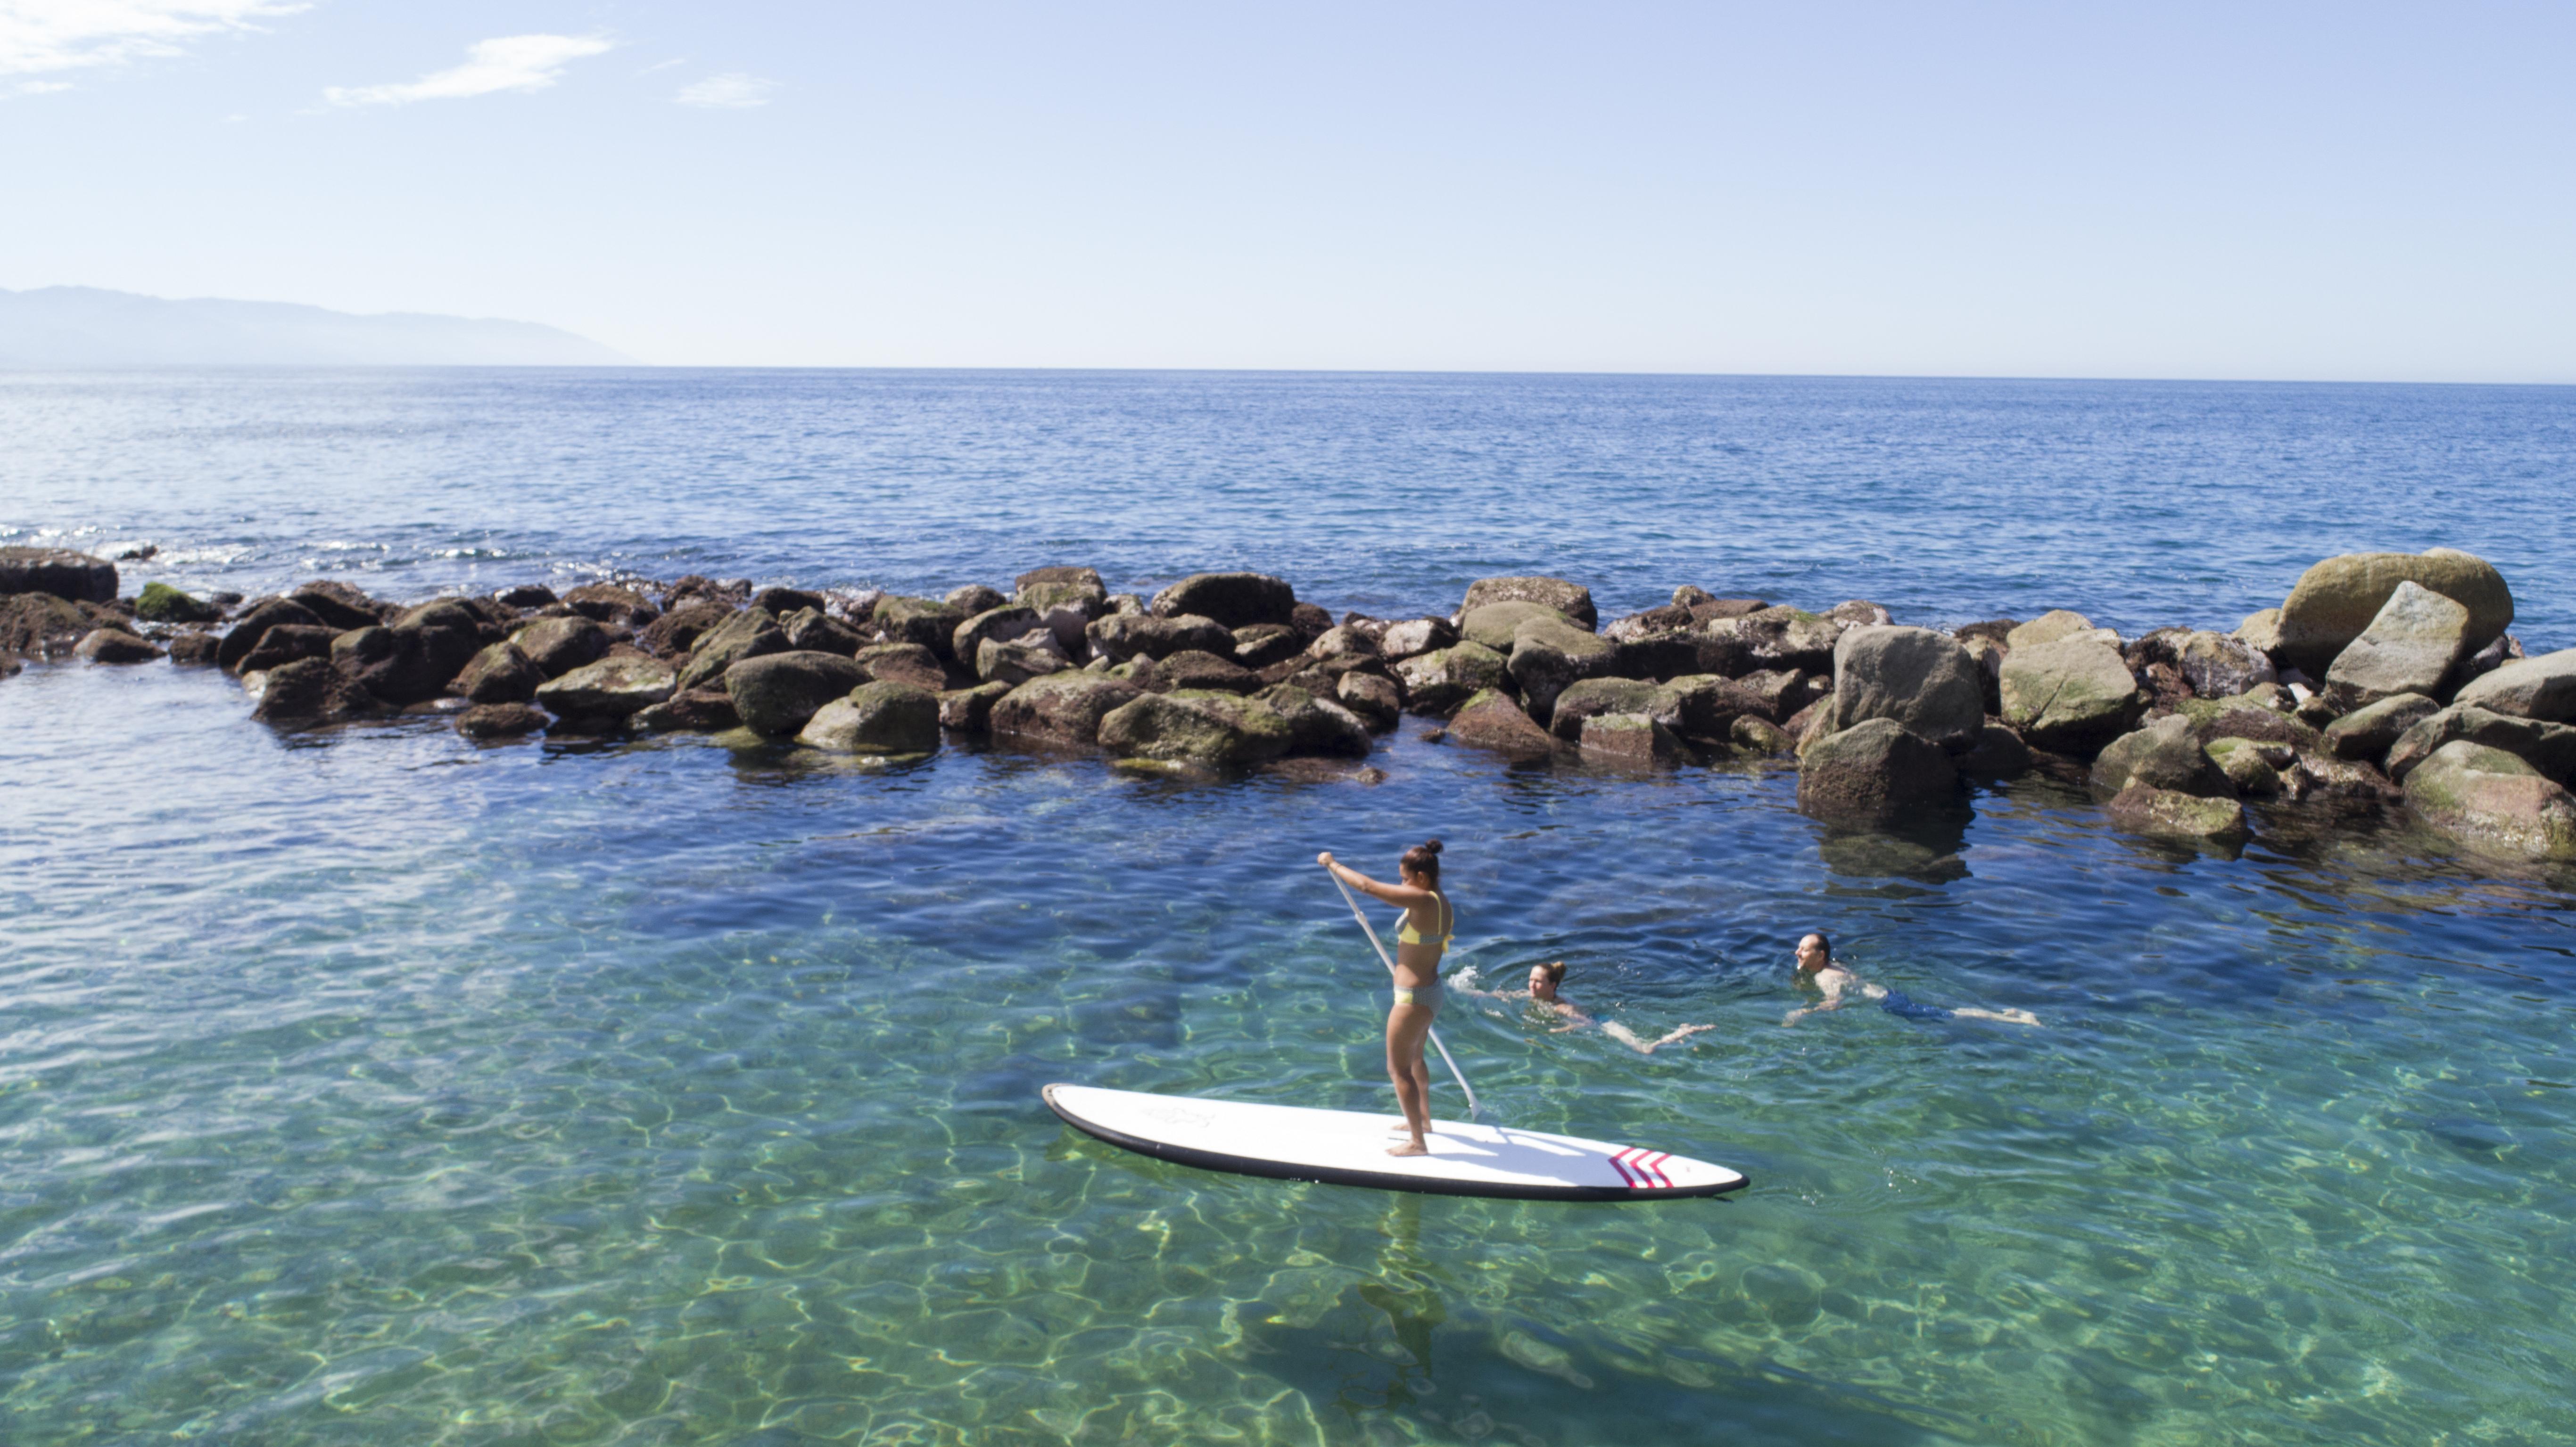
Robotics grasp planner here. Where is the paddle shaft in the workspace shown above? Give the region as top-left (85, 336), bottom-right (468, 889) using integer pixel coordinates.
top-left (1330, 872), bottom-right (1484, 1120)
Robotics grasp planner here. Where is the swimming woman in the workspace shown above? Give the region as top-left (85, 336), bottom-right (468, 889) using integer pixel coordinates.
top-left (1458, 961), bottom-right (1718, 1055)
top-left (1783, 932), bottom-right (2041, 1028)
top-left (1317, 840), bottom-right (1452, 1157)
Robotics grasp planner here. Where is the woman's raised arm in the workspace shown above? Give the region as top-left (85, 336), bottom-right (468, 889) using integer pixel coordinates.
top-left (1316, 852), bottom-right (1435, 906)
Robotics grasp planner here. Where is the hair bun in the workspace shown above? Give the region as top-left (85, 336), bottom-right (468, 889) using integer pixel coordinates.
top-left (1421, 839), bottom-right (1442, 855)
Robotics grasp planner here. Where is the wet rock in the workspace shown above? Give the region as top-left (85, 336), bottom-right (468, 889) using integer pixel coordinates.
top-left (251, 657), bottom-right (384, 727)
top-left (0, 546), bottom-right (117, 603)
top-left (990, 672), bottom-right (1144, 748)
top-left (1388, 641), bottom-right (1506, 715)
top-left (2091, 715), bottom-right (2233, 797)
top-left (2324, 581), bottom-right (2472, 706)
top-left (2385, 704), bottom-right (2576, 786)
top-left (450, 641), bottom-right (544, 705)
top-left (134, 581), bottom-right (223, 625)
top-left (975, 633), bottom-right (1068, 687)
top-left (1797, 718), bottom-right (1957, 822)
top-left (660, 576), bottom-right (748, 611)
top-left (1232, 623), bottom-right (1307, 669)
top-left (1614, 625), bottom-right (1751, 682)
top-left (2178, 630), bottom-right (2276, 699)
top-left (2204, 737), bottom-right (2287, 796)
top-left (1377, 617), bottom-right (1457, 662)
top-left (1461, 576), bottom-right (1597, 631)
top-left (329, 621), bottom-right (470, 707)
top-left (1818, 625), bottom-right (1984, 752)
top-left (1255, 683), bottom-right (1373, 757)
top-left (1506, 615), bottom-right (1619, 725)
top-left (563, 584), bottom-right (660, 627)
top-left (1461, 600), bottom-right (1572, 651)
top-left (2106, 784), bottom-right (2247, 840)
top-left (1151, 649), bottom-right (1260, 694)
top-left (633, 688), bottom-right (740, 732)
top-left (723, 650), bottom-right (867, 736)
top-left (872, 596), bottom-right (968, 660)
top-left (2177, 692), bottom-right (2322, 752)
top-left (781, 606), bottom-right (867, 656)
top-left (857, 641), bottom-right (952, 692)
top-left (2447, 633), bottom-right (2515, 694)
top-left (2283, 752), bottom-right (2400, 807)
top-left (1149, 572), bottom-right (1297, 630)
top-left (166, 631), bottom-right (221, 666)
top-left (674, 609), bottom-right (785, 691)
top-left (2323, 693), bottom-right (2440, 763)
top-left (1958, 720), bottom-right (2033, 779)
top-left (1582, 711), bottom-right (1686, 764)
top-left (2402, 740), bottom-right (2576, 861)
top-left (1731, 715), bottom-right (1796, 757)
top-left (1445, 688), bottom-right (1557, 762)
top-left (937, 680), bottom-right (1010, 733)
top-left (457, 702), bottom-right (550, 739)
top-left (1086, 611), bottom-right (1233, 664)
top-left (1547, 677), bottom-right (1671, 742)
top-left (74, 627), bottom-right (163, 663)
top-left (1099, 688), bottom-right (1294, 765)
top-left (0, 593), bottom-right (99, 658)
top-left (239, 624), bottom-right (337, 675)
top-left (637, 600), bottom-right (735, 657)
top-left (215, 597), bottom-right (326, 672)
top-left (285, 580), bottom-right (386, 631)
top-left (955, 605), bottom-right (1045, 662)
top-left (535, 655), bottom-right (677, 721)
top-left (2453, 646), bottom-right (2576, 723)
top-left (495, 583), bottom-right (561, 610)
top-left (2006, 609), bottom-right (2111, 650)
top-left (1735, 668), bottom-right (1815, 722)
top-left (1706, 606), bottom-right (1841, 673)
top-left (1336, 672), bottom-right (1403, 731)
top-left (1657, 674), bottom-right (1768, 742)
top-left (1999, 637), bottom-right (2145, 755)
top-left (800, 680), bottom-right (941, 756)
top-left (2276, 548), bottom-right (2512, 676)
top-left (511, 614), bottom-right (615, 680)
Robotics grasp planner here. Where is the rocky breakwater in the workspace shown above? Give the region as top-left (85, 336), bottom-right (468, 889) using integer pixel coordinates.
top-left (8, 543), bottom-right (2568, 865)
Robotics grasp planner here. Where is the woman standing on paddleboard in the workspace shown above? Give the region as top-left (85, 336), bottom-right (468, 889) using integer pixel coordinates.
top-left (1317, 840), bottom-right (1452, 1157)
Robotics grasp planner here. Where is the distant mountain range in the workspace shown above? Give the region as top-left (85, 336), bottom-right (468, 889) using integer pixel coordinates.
top-left (0, 286), bottom-right (631, 367)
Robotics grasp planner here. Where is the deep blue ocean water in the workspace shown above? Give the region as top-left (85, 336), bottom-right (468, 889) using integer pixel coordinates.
top-left (2, 370), bottom-right (2572, 1445)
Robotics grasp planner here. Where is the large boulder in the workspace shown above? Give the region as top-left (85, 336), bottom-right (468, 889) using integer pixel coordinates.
top-left (1149, 649), bottom-right (1259, 694)
top-left (1337, 672), bottom-right (1402, 730)
top-left (2385, 704), bottom-right (2576, 786)
top-left (285, 581), bottom-right (387, 632)
top-left (638, 602), bottom-right (735, 658)
top-left (451, 642), bottom-right (544, 705)
top-left (954, 605), bottom-right (1045, 663)
top-left (1818, 626), bottom-right (1983, 752)
top-left (2324, 581), bottom-right (2472, 706)
top-left (857, 641), bottom-right (951, 692)
top-left (798, 680), bottom-right (941, 755)
top-left (1086, 611), bottom-right (1233, 664)
top-left (134, 581), bottom-right (223, 625)
top-left (250, 657), bottom-right (384, 728)
top-left (936, 680), bottom-right (1011, 733)
top-left (535, 656), bottom-right (677, 720)
top-left (1016, 578), bottom-right (1109, 654)
top-left (1460, 576), bottom-right (1596, 631)
top-left (330, 617), bottom-right (482, 706)
top-left (1378, 617), bottom-right (1458, 662)
top-left (1461, 600), bottom-right (1571, 651)
top-left (943, 584), bottom-right (1005, 616)
top-left (239, 624), bottom-right (337, 676)
top-left (2323, 693), bottom-right (2440, 763)
top-left (215, 597), bottom-right (326, 673)
top-left (781, 606), bottom-right (866, 656)
top-left (2177, 630), bottom-right (2276, 699)
top-left (514, 615), bottom-right (616, 680)
top-left (724, 650), bottom-right (869, 736)
top-left (2006, 610), bottom-right (2108, 650)
top-left (976, 633), bottom-right (1069, 687)
top-left (1231, 623), bottom-right (1307, 669)
top-left (1393, 641), bottom-right (1509, 715)
top-left (1016, 565), bottom-right (1105, 593)
top-left (1506, 616), bottom-right (1620, 725)
top-left (1999, 637), bottom-right (2145, 755)
top-left (675, 609), bottom-right (785, 691)
top-left (0, 546), bottom-right (116, 603)
top-left (1580, 712), bottom-right (1685, 765)
top-left (1445, 688), bottom-right (1557, 762)
top-left (2276, 549), bottom-right (2513, 676)
top-left (2234, 608), bottom-right (2286, 657)
top-left (990, 672), bottom-right (1143, 748)
top-left (74, 627), bottom-right (163, 664)
top-left (872, 596), bottom-right (967, 659)
top-left (1796, 718), bottom-right (1957, 822)
top-left (633, 688), bottom-right (740, 733)
top-left (1, 593), bottom-right (102, 658)
top-left (1149, 572), bottom-right (1296, 630)
top-left (562, 584), bottom-right (660, 627)
top-left (2204, 737), bottom-right (2288, 796)
top-left (456, 703), bottom-right (550, 740)
top-left (2106, 785), bottom-right (2247, 841)
top-left (1613, 624), bottom-right (1751, 682)
top-left (2402, 740), bottom-right (2576, 861)
top-left (1705, 606), bottom-right (1841, 673)
top-left (2090, 715), bottom-right (2232, 797)
top-left (2453, 647), bottom-right (2576, 723)
top-left (1098, 689), bottom-right (1294, 765)
top-left (1253, 684), bottom-right (1372, 758)
top-left (1546, 677), bottom-right (1670, 742)
top-left (1657, 674), bottom-right (1769, 743)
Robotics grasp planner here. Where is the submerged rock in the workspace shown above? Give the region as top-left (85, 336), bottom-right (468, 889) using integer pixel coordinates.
top-left (1819, 625), bottom-right (1984, 752)
top-left (2276, 548), bottom-right (2512, 676)
top-left (799, 680), bottom-right (941, 755)
top-left (723, 650), bottom-right (867, 735)
top-left (1098, 688), bottom-right (1294, 765)
top-left (1445, 688), bottom-right (1557, 762)
top-left (1998, 637), bottom-right (2144, 755)
top-left (990, 672), bottom-right (1144, 748)
top-left (2106, 784), bottom-right (2247, 841)
top-left (2402, 740), bottom-right (2576, 861)
top-left (0, 546), bottom-right (117, 603)
top-left (1797, 718), bottom-right (1957, 822)
top-left (2324, 581), bottom-right (2472, 706)
top-left (1461, 576), bottom-right (1597, 631)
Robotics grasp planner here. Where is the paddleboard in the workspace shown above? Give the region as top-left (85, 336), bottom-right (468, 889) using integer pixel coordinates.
top-left (1043, 1083), bottom-right (1748, 1201)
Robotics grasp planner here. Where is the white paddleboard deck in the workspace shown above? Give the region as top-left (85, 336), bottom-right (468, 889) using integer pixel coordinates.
top-left (1044, 1084), bottom-right (1747, 1201)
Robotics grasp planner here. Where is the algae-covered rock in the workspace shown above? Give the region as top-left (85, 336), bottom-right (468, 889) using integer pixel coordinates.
top-left (239, 624), bottom-right (335, 676)
top-left (1819, 625), bottom-right (1984, 752)
top-left (723, 650), bottom-right (867, 735)
top-left (1150, 572), bottom-right (1297, 630)
top-left (1998, 637), bottom-right (2144, 755)
top-left (1377, 617), bottom-right (1458, 662)
top-left (1337, 672), bottom-right (1402, 731)
top-left (2323, 692), bottom-right (2439, 763)
top-left (1460, 576), bottom-right (1597, 631)
top-left (452, 641), bottom-right (543, 704)
top-left (1656, 674), bottom-right (1770, 743)
top-left (781, 606), bottom-right (866, 656)
top-left (857, 641), bottom-right (950, 692)
top-left (1506, 615), bottom-right (1619, 726)
top-left (457, 702), bottom-right (550, 739)
top-left (1085, 611), bottom-right (1234, 664)
top-left (634, 688), bottom-right (740, 732)
top-left (2006, 610), bottom-right (2108, 650)
top-left (2106, 784), bottom-right (2247, 840)
top-left (2324, 581), bottom-right (2472, 706)
top-left (2091, 715), bottom-right (2232, 798)
top-left (251, 657), bottom-right (384, 728)
top-left (535, 655), bottom-right (677, 721)
top-left (563, 584), bottom-right (660, 628)
top-left (1098, 688), bottom-right (1294, 765)
top-left (2384, 704), bottom-right (2576, 786)
top-left (74, 627), bottom-right (163, 664)
top-left (2276, 548), bottom-right (2512, 675)
top-left (1232, 623), bottom-right (1308, 670)
top-left (977, 633), bottom-right (1069, 687)
top-left (1732, 715), bottom-right (1796, 757)
top-left (1151, 649), bottom-right (1260, 694)
top-left (1254, 684), bottom-right (1372, 758)
top-left (215, 597), bottom-right (326, 673)
top-left (990, 672), bottom-right (1143, 748)
top-left (514, 614), bottom-right (616, 680)
top-left (2204, 737), bottom-right (2286, 797)
top-left (937, 680), bottom-right (1012, 733)
top-left (872, 596), bottom-right (968, 660)
top-left (1546, 677), bottom-right (1670, 742)
top-left (799, 680), bottom-right (941, 755)
top-left (954, 605), bottom-right (1044, 663)
top-left (1796, 718), bottom-right (1957, 822)
top-left (2402, 740), bottom-right (2576, 861)
top-left (1444, 688), bottom-right (1557, 762)
top-left (1394, 641), bottom-right (1509, 716)
top-left (134, 581), bottom-right (222, 625)
top-left (1581, 711), bottom-right (1685, 765)
top-left (1707, 606), bottom-right (1841, 673)
top-left (637, 600), bottom-right (736, 657)
top-left (2453, 647), bottom-right (2576, 723)
top-left (1460, 600), bottom-right (1572, 651)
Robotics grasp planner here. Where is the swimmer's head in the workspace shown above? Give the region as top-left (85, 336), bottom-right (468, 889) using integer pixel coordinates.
top-left (1527, 960), bottom-right (1567, 999)
top-left (1794, 933), bottom-right (1831, 972)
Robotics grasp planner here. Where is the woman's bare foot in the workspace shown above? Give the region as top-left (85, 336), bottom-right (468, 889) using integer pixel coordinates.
top-left (1388, 1140), bottom-right (1429, 1157)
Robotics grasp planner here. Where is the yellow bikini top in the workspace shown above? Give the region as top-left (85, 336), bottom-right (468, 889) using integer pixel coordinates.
top-left (1395, 891), bottom-right (1453, 951)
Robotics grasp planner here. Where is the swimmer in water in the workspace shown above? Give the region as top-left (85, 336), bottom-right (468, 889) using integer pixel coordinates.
top-left (1459, 960), bottom-right (1719, 1055)
top-left (1783, 932), bottom-right (2041, 1028)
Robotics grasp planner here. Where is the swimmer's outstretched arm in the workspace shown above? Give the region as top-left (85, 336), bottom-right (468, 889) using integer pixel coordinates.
top-left (1602, 1021), bottom-right (1718, 1054)
top-left (1950, 1005), bottom-right (2045, 1027)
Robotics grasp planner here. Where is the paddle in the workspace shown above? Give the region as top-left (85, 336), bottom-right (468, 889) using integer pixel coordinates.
top-left (1329, 871), bottom-right (1487, 1123)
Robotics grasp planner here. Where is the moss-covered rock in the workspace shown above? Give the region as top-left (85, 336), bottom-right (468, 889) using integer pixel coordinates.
top-left (989, 672), bottom-right (1143, 748)
top-left (799, 680), bottom-right (941, 756)
top-left (1445, 688), bottom-right (1557, 762)
top-left (1797, 717), bottom-right (1957, 822)
top-left (133, 581), bottom-right (222, 625)
top-left (1098, 688), bottom-right (1293, 765)
top-left (1998, 637), bottom-right (2144, 755)
top-left (2401, 740), bottom-right (2576, 861)
top-left (1393, 641), bottom-right (1509, 716)
top-left (2106, 784), bottom-right (2247, 840)
top-left (2276, 548), bottom-right (2512, 676)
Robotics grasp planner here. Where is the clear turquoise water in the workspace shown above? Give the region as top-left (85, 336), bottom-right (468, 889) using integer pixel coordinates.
top-left (2, 372), bottom-right (2572, 1444)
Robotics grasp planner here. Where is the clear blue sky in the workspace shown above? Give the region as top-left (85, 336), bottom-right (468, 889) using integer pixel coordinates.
top-left (5, 2), bottom-right (2572, 378)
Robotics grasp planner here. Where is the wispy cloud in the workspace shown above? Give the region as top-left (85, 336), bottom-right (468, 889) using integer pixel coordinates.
top-left (675, 71), bottom-right (775, 109)
top-left (0, 0), bottom-right (303, 77)
top-left (324, 33), bottom-right (611, 107)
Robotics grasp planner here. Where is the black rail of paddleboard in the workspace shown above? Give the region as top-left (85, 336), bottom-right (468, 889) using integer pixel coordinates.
top-left (1043, 1085), bottom-right (1747, 1202)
